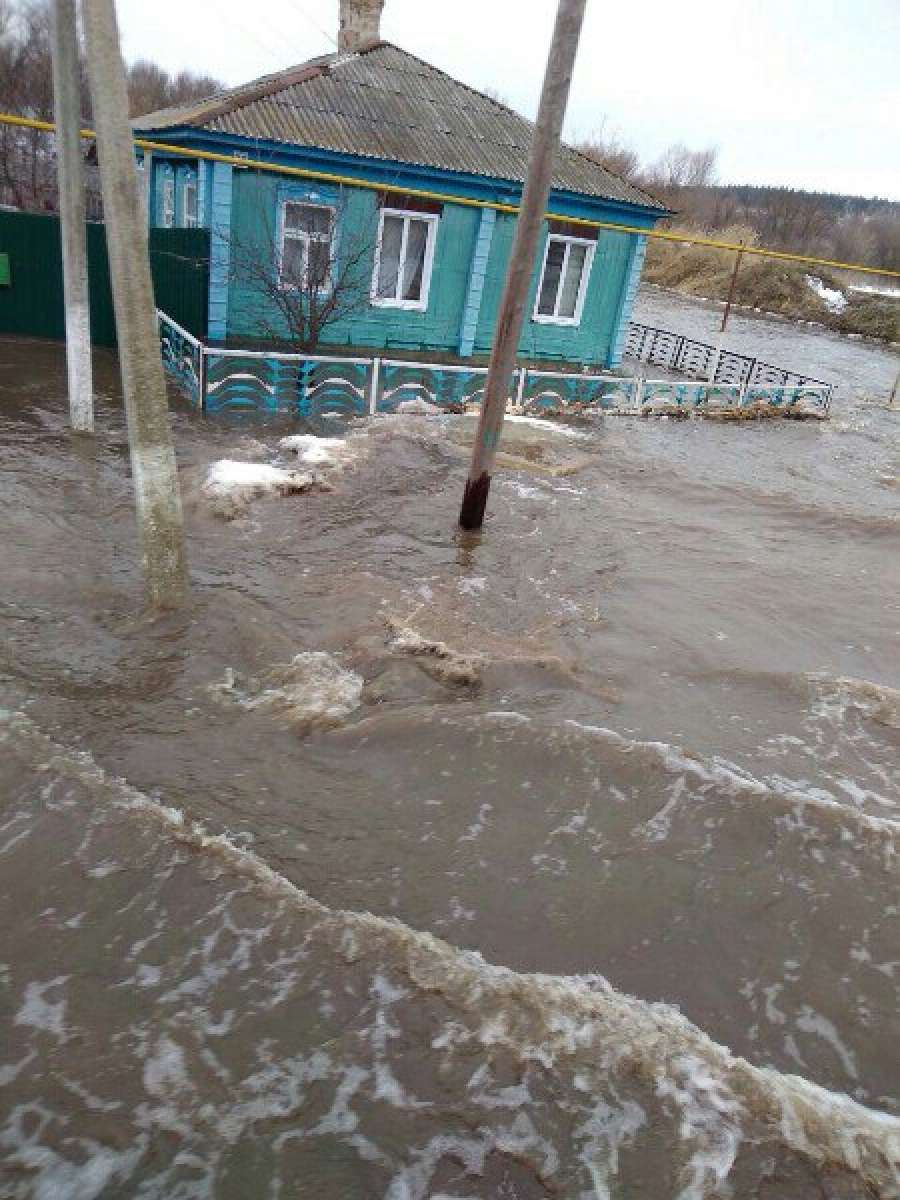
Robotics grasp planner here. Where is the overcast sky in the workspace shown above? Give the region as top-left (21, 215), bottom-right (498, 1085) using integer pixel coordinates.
top-left (116, 0), bottom-right (900, 200)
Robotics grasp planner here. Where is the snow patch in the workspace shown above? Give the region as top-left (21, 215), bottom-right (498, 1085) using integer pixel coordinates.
top-left (278, 434), bottom-right (358, 469)
top-left (806, 276), bottom-right (847, 313)
top-left (202, 459), bottom-right (325, 517)
top-left (394, 397), bottom-right (444, 415)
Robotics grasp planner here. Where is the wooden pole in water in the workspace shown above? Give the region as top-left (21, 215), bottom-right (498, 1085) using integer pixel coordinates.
top-left (890, 368), bottom-right (899, 408)
top-left (720, 242), bottom-right (744, 334)
top-left (458, 0), bottom-right (588, 530)
top-left (82, 0), bottom-right (188, 609)
top-left (50, 0), bottom-right (93, 433)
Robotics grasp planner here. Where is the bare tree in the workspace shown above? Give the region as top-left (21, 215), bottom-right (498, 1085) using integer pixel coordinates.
top-left (0, 0), bottom-right (220, 211)
top-left (646, 142), bottom-right (718, 194)
top-left (0, 0), bottom-right (62, 210)
top-left (227, 191), bottom-right (377, 353)
top-left (575, 118), bottom-right (640, 183)
top-left (126, 59), bottom-right (222, 117)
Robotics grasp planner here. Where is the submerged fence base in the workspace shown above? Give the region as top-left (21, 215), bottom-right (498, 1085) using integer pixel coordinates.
top-left (158, 311), bottom-right (832, 421)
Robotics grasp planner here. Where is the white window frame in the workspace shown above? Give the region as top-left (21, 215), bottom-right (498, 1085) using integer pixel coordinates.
top-left (533, 234), bottom-right (596, 326)
top-left (182, 177), bottom-right (198, 228)
top-left (278, 200), bottom-right (336, 292)
top-left (370, 207), bottom-right (439, 312)
top-left (161, 176), bottom-right (175, 228)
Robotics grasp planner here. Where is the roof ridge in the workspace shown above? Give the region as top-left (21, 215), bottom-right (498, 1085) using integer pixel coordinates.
top-left (349, 42), bottom-right (665, 209)
top-left (133, 39), bottom-right (668, 211)
top-left (563, 140), bottom-right (664, 211)
top-left (132, 51), bottom-right (338, 129)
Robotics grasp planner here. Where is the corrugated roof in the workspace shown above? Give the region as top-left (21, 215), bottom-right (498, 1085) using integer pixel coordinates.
top-left (134, 42), bottom-right (666, 212)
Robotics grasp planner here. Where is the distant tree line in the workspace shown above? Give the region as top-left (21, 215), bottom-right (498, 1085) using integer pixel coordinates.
top-left (0, 0), bottom-right (221, 212)
top-left (576, 129), bottom-right (899, 272)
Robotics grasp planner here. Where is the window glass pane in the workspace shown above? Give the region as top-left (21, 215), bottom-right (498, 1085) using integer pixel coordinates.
top-left (282, 237), bottom-right (306, 286)
top-left (558, 242), bottom-right (588, 318)
top-left (401, 218), bottom-right (428, 302)
top-left (376, 215), bottom-right (403, 299)
top-left (305, 207), bottom-right (332, 237)
top-left (285, 203), bottom-right (332, 236)
top-left (537, 239), bottom-right (565, 315)
top-left (184, 184), bottom-right (197, 225)
top-left (308, 240), bottom-right (330, 289)
top-left (283, 203), bottom-right (304, 232)
top-left (162, 179), bottom-right (174, 226)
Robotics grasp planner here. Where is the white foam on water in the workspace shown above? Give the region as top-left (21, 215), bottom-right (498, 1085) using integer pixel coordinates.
top-left (457, 576), bottom-right (487, 596)
top-left (143, 1035), bottom-right (190, 1098)
top-left (575, 1090), bottom-right (647, 1200)
top-left (0, 1129), bottom-right (146, 1200)
top-left (504, 414), bottom-right (591, 439)
top-left (2, 709), bottom-right (899, 1196)
top-left (509, 481), bottom-right (544, 499)
top-left (209, 652), bottom-right (363, 727)
top-left (657, 1054), bottom-right (745, 1200)
top-left (795, 1007), bottom-right (859, 1081)
top-left (14, 977), bottom-right (69, 1040)
top-left (560, 718), bottom-right (900, 846)
top-left (810, 674), bottom-right (900, 732)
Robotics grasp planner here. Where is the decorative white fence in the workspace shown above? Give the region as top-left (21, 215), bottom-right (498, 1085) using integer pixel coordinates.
top-left (625, 320), bottom-right (835, 397)
top-left (157, 311), bottom-right (832, 421)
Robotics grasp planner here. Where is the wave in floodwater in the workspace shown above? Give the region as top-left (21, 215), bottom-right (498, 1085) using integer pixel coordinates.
top-left (1, 708), bottom-right (898, 1200)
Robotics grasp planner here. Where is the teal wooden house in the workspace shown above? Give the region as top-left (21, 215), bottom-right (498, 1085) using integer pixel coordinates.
top-left (135, 0), bottom-right (668, 372)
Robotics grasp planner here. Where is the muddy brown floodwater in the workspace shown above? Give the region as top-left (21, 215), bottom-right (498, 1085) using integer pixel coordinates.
top-left (1, 299), bottom-right (898, 1198)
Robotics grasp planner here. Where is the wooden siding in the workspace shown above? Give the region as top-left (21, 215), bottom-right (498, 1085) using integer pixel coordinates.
top-left (219, 166), bottom-right (651, 366)
top-left (609, 234), bottom-right (647, 367)
top-left (226, 171), bottom-right (480, 353)
top-left (474, 213), bottom-right (633, 365)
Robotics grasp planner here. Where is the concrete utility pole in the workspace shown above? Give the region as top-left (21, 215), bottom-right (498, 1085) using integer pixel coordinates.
top-left (459, 0), bottom-right (588, 530)
top-left (82, 0), bottom-right (188, 609)
top-left (50, 0), bottom-right (93, 433)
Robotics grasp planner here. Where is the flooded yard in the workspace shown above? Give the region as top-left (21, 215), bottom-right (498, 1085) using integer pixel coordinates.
top-left (1, 297), bottom-right (898, 1197)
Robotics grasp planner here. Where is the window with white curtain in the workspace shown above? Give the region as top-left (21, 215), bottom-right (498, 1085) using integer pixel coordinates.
top-left (279, 202), bottom-right (334, 290)
top-left (534, 234), bottom-right (595, 325)
top-left (182, 179), bottom-right (198, 228)
top-left (161, 177), bottom-right (175, 229)
top-left (371, 208), bottom-right (438, 310)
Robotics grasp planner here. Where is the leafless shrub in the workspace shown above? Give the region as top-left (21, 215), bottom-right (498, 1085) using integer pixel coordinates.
top-left (226, 188), bottom-right (376, 353)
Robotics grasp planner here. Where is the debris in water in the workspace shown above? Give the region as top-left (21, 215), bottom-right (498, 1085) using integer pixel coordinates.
top-left (386, 618), bottom-right (484, 686)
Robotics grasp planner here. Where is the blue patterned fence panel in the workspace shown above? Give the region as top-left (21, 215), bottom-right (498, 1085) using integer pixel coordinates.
top-left (204, 354), bottom-right (287, 414)
top-left (523, 373), bottom-right (641, 413)
top-left (701, 384), bottom-right (744, 411)
top-left (158, 311), bottom-right (201, 407)
top-left (377, 363), bottom-right (488, 413)
top-left (202, 354), bottom-right (371, 416)
top-left (639, 380), bottom-right (705, 412)
top-left (297, 361), bottom-right (369, 418)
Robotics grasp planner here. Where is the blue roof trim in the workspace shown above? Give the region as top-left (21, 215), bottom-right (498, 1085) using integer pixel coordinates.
top-left (141, 126), bottom-right (667, 226)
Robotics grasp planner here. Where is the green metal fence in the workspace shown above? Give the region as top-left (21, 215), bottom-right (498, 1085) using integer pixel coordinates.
top-left (0, 210), bottom-right (209, 346)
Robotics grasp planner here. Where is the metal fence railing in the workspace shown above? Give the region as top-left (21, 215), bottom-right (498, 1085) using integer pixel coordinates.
top-left (624, 320), bottom-right (834, 399)
top-left (157, 311), bottom-right (832, 421)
